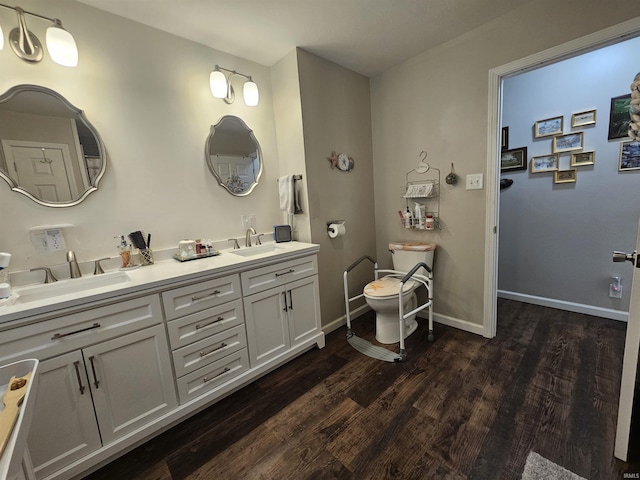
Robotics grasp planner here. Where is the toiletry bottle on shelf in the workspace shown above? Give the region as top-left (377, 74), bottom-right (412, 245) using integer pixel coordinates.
top-left (404, 207), bottom-right (413, 229)
top-left (426, 215), bottom-right (435, 230)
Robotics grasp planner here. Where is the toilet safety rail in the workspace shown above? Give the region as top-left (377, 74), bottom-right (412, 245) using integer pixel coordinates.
top-left (343, 256), bottom-right (434, 361)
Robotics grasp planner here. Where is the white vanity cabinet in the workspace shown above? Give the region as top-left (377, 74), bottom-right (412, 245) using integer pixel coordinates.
top-left (162, 274), bottom-right (250, 403)
top-left (0, 295), bottom-right (177, 480)
top-left (242, 256), bottom-right (321, 366)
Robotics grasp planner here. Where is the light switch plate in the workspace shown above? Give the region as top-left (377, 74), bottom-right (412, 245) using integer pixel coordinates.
top-left (466, 173), bottom-right (484, 190)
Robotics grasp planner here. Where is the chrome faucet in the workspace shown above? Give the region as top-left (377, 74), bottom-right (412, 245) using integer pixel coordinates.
top-left (245, 227), bottom-right (257, 247)
top-left (30, 267), bottom-right (58, 284)
top-left (67, 251), bottom-right (82, 279)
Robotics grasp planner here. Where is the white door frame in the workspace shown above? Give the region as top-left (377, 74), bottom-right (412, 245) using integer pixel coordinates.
top-left (483, 17), bottom-right (640, 339)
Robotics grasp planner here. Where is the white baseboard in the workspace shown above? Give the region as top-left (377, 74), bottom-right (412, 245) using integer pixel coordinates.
top-left (324, 305), bottom-right (485, 337)
top-left (498, 290), bottom-right (629, 322)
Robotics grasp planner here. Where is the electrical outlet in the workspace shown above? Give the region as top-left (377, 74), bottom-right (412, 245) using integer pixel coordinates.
top-left (45, 228), bottom-right (66, 252)
top-left (241, 214), bottom-right (256, 230)
top-left (466, 173), bottom-right (484, 190)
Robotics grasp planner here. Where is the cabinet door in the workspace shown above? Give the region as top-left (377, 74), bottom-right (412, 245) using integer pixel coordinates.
top-left (27, 351), bottom-right (101, 480)
top-left (243, 287), bottom-right (290, 366)
top-left (83, 325), bottom-right (177, 445)
top-left (287, 275), bottom-right (321, 346)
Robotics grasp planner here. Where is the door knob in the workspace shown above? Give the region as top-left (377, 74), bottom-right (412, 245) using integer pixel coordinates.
top-left (613, 250), bottom-right (639, 267)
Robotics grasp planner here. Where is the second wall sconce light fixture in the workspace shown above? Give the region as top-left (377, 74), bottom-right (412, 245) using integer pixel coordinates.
top-left (210, 64), bottom-right (259, 106)
top-left (0, 3), bottom-right (78, 67)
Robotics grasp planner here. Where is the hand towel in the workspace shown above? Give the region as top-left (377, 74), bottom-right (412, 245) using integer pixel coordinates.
top-left (279, 175), bottom-right (304, 214)
top-left (279, 175), bottom-right (295, 214)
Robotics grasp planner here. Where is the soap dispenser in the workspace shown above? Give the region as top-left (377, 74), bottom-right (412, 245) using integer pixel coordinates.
top-left (115, 235), bottom-right (132, 268)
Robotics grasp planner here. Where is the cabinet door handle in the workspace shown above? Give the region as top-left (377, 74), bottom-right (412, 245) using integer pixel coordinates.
top-left (191, 289), bottom-right (220, 301)
top-left (88, 356), bottom-right (100, 389)
top-left (288, 290), bottom-right (293, 310)
top-left (275, 269), bottom-right (295, 277)
top-left (52, 322), bottom-right (101, 340)
top-left (195, 316), bottom-right (225, 330)
top-left (282, 291), bottom-right (288, 312)
top-left (199, 342), bottom-right (227, 357)
top-left (203, 367), bottom-right (230, 383)
top-left (73, 361), bottom-right (86, 395)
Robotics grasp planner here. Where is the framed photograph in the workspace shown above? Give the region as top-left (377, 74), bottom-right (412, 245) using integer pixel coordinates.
top-left (530, 154), bottom-right (559, 173)
top-left (554, 169), bottom-right (577, 184)
top-left (501, 126), bottom-right (509, 151)
top-left (534, 116), bottom-right (564, 138)
top-left (571, 109), bottom-right (596, 127)
top-left (608, 94), bottom-right (631, 140)
top-left (570, 151), bottom-right (594, 167)
top-left (619, 140), bottom-right (640, 171)
top-left (501, 147), bottom-right (528, 172)
top-left (552, 132), bottom-right (583, 153)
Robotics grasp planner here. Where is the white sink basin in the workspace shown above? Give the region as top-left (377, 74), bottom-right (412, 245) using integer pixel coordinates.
top-left (14, 271), bottom-right (131, 304)
top-left (229, 244), bottom-right (284, 257)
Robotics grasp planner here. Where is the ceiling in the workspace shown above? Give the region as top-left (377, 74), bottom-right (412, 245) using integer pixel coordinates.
top-left (74, 0), bottom-right (533, 77)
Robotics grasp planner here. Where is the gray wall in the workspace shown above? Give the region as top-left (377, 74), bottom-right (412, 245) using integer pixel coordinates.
top-left (499, 36), bottom-right (640, 316)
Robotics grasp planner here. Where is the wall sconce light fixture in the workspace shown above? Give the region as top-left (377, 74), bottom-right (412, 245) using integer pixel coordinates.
top-left (0, 3), bottom-right (78, 67)
top-left (210, 65), bottom-right (259, 106)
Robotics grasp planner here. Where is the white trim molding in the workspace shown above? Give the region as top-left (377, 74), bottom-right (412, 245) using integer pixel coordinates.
top-left (498, 290), bottom-right (629, 322)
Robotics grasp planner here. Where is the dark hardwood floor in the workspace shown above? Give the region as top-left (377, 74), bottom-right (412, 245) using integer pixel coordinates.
top-left (85, 299), bottom-right (640, 479)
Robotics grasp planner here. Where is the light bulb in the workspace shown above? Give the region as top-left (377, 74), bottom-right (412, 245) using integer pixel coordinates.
top-left (46, 21), bottom-right (78, 67)
top-left (243, 79), bottom-right (259, 107)
top-left (210, 69), bottom-right (228, 98)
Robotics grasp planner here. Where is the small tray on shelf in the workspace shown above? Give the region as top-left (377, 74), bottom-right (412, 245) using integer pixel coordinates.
top-left (173, 250), bottom-right (220, 262)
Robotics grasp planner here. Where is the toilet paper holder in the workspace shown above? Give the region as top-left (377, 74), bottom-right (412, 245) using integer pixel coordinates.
top-left (327, 220), bottom-right (346, 237)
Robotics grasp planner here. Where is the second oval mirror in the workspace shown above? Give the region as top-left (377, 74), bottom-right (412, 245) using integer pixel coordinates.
top-left (205, 116), bottom-right (262, 196)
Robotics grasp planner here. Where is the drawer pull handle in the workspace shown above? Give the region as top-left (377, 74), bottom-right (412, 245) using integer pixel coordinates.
top-left (88, 356), bottom-right (100, 389)
top-left (275, 269), bottom-right (295, 277)
top-left (191, 289), bottom-right (221, 301)
top-left (195, 316), bottom-right (225, 330)
top-left (52, 322), bottom-right (101, 340)
top-left (73, 361), bottom-right (85, 395)
top-left (200, 342), bottom-right (227, 357)
top-left (203, 367), bottom-right (230, 383)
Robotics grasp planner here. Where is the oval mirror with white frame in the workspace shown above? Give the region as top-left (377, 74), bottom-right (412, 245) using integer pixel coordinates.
top-left (0, 84), bottom-right (106, 207)
top-left (205, 115), bottom-right (262, 196)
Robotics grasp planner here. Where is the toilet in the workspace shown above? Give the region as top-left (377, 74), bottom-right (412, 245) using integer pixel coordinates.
top-left (363, 241), bottom-right (436, 344)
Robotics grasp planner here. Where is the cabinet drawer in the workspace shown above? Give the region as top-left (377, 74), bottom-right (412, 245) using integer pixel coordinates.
top-left (172, 324), bottom-right (247, 377)
top-left (176, 348), bottom-right (249, 404)
top-left (162, 274), bottom-right (241, 321)
top-left (0, 295), bottom-right (162, 365)
top-left (166, 299), bottom-right (244, 350)
top-left (240, 255), bottom-right (318, 296)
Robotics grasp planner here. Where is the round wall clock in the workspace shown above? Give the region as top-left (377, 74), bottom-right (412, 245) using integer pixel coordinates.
top-left (337, 153), bottom-right (354, 172)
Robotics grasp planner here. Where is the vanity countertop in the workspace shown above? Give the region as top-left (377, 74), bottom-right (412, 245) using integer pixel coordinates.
top-left (0, 241), bottom-right (319, 326)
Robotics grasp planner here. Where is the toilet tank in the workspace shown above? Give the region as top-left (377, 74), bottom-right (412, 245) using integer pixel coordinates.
top-left (388, 241), bottom-right (436, 273)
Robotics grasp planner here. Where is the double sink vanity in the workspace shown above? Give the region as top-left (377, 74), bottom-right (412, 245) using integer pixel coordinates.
top-left (0, 241), bottom-right (324, 480)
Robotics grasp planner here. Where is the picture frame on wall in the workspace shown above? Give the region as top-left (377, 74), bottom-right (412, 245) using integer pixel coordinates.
top-left (552, 132), bottom-right (583, 153)
top-left (571, 109), bottom-right (596, 127)
top-left (570, 151), bottom-right (595, 167)
top-left (501, 126), bottom-right (509, 151)
top-left (554, 169), bottom-right (577, 184)
top-left (500, 147), bottom-right (527, 172)
top-left (619, 140), bottom-right (640, 171)
top-left (608, 94), bottom-right (631, 140)
top-left (534, 116), bottom-right (563, 138)
top-left (530, 154), bottom-right (559, 173)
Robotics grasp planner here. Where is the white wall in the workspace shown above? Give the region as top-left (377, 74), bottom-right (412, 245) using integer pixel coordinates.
top-left (0, 0), bottom-right (285, 273)
top-left (499, 36), bottom-right (640, 315)
top-left (371, 0), bottom-right (640, 328)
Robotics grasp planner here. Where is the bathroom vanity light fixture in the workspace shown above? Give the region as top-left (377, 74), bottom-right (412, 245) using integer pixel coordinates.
top-left (0, 3), bottom-right (78, 66)
top-left (210, 64), bottom-right (259, 106)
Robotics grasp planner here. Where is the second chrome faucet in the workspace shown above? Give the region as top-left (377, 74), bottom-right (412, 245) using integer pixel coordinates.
top-left (67, 251), bottom-right (82, 279)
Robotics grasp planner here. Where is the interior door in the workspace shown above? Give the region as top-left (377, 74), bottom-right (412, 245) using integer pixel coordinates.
top-left (614, 218), bottom-right (640, 460)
